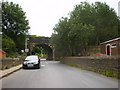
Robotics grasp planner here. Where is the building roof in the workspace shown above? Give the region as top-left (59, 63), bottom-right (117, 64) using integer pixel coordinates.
top-left (0, 49), bottom-right (6, 54)
top-left (100, 37), bottom-right (120, 45)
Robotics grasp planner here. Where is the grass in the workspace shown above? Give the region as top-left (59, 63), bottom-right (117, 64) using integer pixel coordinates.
top-left (101, 70), bottom-right (119, 79)
top-left (55, 57), bottom-right (64, 61)
top-left (64, 63), bottom-right (120, 79)
top-left (65, 63), bottom-right (79, 67)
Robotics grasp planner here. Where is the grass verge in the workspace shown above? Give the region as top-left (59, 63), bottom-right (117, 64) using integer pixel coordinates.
top-left (64, 63), bottom-right (120, 79)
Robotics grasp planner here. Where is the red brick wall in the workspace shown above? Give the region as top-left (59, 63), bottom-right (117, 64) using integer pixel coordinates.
top-left (0, 50), bottom-right (6, 58)
top-left (101, 39), bottom-right (120, 56)
top-left (100, 44), bottom-right (106, 54)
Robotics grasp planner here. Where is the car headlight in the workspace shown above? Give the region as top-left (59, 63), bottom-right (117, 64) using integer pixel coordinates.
top-left (23, 62), bottom-right (27, 64)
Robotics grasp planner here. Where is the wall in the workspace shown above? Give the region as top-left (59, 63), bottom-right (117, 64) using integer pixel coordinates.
top-left (0, 50), bottom-right (6, 58)
top-left (61, 56), bottom-right (120, 74)
top-left (87, 46), bottom-right (100, 56)
top-left (1, 57), bottom-right (24, 70)
top-left (101, 39), bottom-right (120, 56)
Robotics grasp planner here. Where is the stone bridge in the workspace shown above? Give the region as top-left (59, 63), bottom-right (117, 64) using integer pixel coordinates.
top-left (28, 37), bottom-right (55, 60)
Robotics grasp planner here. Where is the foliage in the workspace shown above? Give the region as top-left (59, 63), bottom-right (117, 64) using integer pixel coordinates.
top-left (32, 46), bottom-right (47, 57)
top-left (2, 34), bottom-right (26, 57)
top-left (51, 17), bottom-right (71, 57)
top-left (2, 34), bottom-right (16, 54)
top-left (55, 57), bottom-right (63, 61)
top-left (6, 52), bottom-right (19, 58)
top-left (19, 53), bottom-right (27, 57)
top-left (70, 2), bottom-right (119, 43)
top-left (35, 53), bottom-right (41, 57)
top-left (51, 2), bottom-right (119, 57)
top-left (2, 1), bottom-right (30, 52)
top-left (32, 46), bottom-right (42, 54)
top-left (35, 53), bottom-right (46, 57)
top-left (101, 70), bottom-right (119, 78)
top-left (0, 2), bottom-right (1, 33)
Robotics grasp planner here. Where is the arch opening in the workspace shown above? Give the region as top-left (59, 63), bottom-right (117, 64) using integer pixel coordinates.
top-left (31, 44), bottom-right (53, 60)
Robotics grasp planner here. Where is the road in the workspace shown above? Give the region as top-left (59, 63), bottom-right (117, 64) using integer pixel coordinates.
top-left (2, 60), bottom-right (118, 88)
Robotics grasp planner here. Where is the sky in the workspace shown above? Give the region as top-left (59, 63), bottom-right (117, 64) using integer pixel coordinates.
top-left (4, 0), bottom-right (120, 37)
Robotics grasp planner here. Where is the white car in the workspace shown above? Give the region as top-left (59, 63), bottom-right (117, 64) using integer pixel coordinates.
top-left (23, 55), bottom-right (40, 69)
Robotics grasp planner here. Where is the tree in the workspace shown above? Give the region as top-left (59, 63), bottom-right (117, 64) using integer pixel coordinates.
top-left (2, 34), bottom-right (16, 54)
top-left (0, 2), bottom-right (2, 33)
top-left (70, 2), bottom-right (119, 43)
top-left (2, 1), bottom-right (30, 52)
top-left (32, 46), bottom-right (42, 54)
top-left (51, 2), bottom-right (119, 57)
top-left (50, 17), bottom-right (72, 57)
top-left (68, 23), bottom-right (95, 56)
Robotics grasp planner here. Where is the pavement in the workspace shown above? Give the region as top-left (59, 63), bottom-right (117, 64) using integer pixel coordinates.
top-left (0, 64), bottom-right (22, 79)
top-left (0, 58), bottom-right (47, 79)
top-left (2, 61), bottom-right (118, 88)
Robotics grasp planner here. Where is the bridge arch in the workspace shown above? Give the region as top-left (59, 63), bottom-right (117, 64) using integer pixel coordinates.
top-left (28, 37), bottom-right (54, 60)
top-left (32, 44), bottom-right (53, 60)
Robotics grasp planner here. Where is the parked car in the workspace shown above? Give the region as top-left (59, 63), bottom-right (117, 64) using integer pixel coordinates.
top-left (23, 55), bottom-right (40, 69)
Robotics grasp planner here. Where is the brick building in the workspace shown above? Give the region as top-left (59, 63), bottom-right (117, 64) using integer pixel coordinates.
top-left (100, 37), bottom-right (120, 56)
top-left (0, 49), bottom-right (6, 58)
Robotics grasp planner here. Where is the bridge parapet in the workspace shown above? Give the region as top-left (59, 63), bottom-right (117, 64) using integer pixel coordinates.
top-left (29, 37), bottom-right (50, 44)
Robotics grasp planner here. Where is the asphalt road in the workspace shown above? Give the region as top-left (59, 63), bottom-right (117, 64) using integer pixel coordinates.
top-left (2, 61), bottom-right (118, 88)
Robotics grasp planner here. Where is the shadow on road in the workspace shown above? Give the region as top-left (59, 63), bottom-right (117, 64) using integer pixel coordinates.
top-left (22, 67), bottom-right (40, 70)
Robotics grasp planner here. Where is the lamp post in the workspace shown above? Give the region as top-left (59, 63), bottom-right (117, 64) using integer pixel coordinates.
top-left (25, 38), bottom-right (29, 56)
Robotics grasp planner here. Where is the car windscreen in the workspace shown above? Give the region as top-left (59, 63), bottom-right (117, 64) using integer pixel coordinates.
top-left (25, 56), bottom-right (38, 61)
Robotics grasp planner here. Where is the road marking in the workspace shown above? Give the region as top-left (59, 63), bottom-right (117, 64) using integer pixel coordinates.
top-left (41, 64), bottom-right (45, 67)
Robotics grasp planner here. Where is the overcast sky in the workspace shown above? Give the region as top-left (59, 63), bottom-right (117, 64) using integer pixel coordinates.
top-left (4, 0), bottom-right (120, 37)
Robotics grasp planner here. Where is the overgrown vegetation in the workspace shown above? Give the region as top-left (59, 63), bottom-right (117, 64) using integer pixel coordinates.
top-left (2, 1), bottom-right (30, 57)
top-left (54, 57), bottom-right (63, 61)
top-left (32, 46), bottom-right (47, 58)
top-left (101, 70), bottom-right (119, 78)
top-left (50, 2), bottom-right (119, 57)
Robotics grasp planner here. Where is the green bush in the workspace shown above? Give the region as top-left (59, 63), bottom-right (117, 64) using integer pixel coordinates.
top-left (35, 53), bottom-right (41, 57)
top-left (102, 70), bottom-right (119, 79)
top-left (2, 34), bottom-right (17, 54)
top-left (20, 53), bottom-right (27, 57)
top-left (55, 57), bottom-right (63, 61)
top-left (7, 52), bottom-right (19, 58)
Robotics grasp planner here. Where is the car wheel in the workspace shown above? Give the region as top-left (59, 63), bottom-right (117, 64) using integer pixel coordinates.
top-left (36, 65), bottom-right (40, 69)
top-left (23, 65), bottom-right (27, 69)
top-left (23, 67), bottom-right (26, 69)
